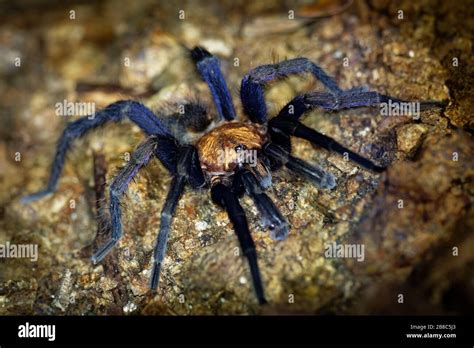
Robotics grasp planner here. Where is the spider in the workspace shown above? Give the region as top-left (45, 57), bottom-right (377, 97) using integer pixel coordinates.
top-left (21, 46), bottom-right (442, 304)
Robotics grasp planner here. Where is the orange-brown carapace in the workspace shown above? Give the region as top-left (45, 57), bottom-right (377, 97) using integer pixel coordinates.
top-left (195, 121), bottom-right (267, 176)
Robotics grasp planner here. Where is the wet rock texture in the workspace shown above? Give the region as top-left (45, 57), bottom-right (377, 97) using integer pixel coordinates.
top-left (0, 0), bottom-right (473, 315)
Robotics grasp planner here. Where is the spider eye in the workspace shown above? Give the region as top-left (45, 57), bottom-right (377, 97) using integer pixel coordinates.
top-left (235, 144), bottom-right (247, 152)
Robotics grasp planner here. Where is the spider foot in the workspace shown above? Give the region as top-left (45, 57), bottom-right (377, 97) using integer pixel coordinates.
top-left (267, 220), bottom-right (290, 241)
top-left (239, 168), bottom-right (290, 240)
top-left (246, 250), bottom-right (267, 305)
top-left (20, 189), bottom-right (53, 204)
top-left (91, 238), bottom-right (118, 264)
top-left (288, 155), bottom-right (337, 189)
top-left (150, 261), bottom-right (162, 290)
top-left (269, 118), bottom-right (386, 173)
top-left (264, 143), bottom-right (337, 190)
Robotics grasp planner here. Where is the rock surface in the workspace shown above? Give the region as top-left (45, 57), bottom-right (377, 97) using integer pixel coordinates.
top-left (0, 0), bottom-right (472, 315)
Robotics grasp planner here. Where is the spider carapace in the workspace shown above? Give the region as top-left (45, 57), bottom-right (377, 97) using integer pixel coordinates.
top-left (196, 122), bottom-right (268, 177)
top-left (21, 46), bottom-right (444, 304)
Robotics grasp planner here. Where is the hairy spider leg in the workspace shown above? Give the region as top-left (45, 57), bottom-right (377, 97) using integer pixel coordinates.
top-left (238, 168), bottom-right (289, 241)
top-left (151, 145), bottom-right (205, 290)
top-left (150, 175), bottom-right (186, 290)
top-left (21, 100), bottom-right (173, 204)
top-left (270, 89), bottom-right (446, 173)
top-left (263, 142), bottom-right (337, 190)
top-left (211, 183), bottom-right (267, 305)
top-left (240, 58), bottom-right (343, 124)
top-left (275, 90), bottom-right (446, 122)
top-left (269, 116), bottom-right (385, 173)
top-left (91, 136), bottom-right (159, 263)
top-left (191, 46), bottom-right (236, 121)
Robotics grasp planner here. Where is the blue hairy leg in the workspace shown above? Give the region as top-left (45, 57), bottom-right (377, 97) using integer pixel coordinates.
top-left (270, 89), bottom-right (446, 172)
top-left (92, 140), bottom-right (204, 276)
top-left (191, 47), bottom-right (236, 121)
top-left (237, 168), bottom-right (289, 241)
top-left (276, 89), bottom-right (446, 121)
top-left (240, 57), bottom-right (343, 124)
top-left (211, 183), bottom-right (267, 305)
top-left (263, 142), bottom-right (337, 189)
top-left (21, 100), bottom-right (173, 204)
top-left (149, 175), bottom-right (186, 290)
top-left (92, 136), bottom-right (159, 263)
top-left (150, 145), bottom-right (205, 289)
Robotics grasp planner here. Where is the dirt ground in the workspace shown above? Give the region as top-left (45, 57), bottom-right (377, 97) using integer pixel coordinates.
top-left (0, 0), bottom-right (473, 315)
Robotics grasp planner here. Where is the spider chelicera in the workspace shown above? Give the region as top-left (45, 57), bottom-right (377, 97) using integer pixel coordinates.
top-left (21, 46), bottom-right (442, 304)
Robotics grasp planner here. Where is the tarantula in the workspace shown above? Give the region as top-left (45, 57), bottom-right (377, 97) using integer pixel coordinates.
top-left (22, 46), bottom-right (441, 304)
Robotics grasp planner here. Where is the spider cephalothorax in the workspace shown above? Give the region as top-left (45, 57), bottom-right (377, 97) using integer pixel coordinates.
top-left (196, 122), bottom-right (268, 180)
top-left (21, 46), bottom-right (444, 304)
